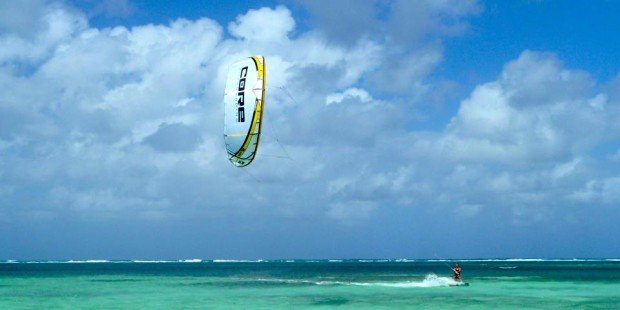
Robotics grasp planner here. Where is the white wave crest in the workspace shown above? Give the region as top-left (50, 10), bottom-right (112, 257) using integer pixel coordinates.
top-left (212, 259), bottom-right (262, 263)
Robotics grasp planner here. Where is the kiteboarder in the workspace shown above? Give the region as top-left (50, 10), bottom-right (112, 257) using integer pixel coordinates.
top-left (453, 263), bottom-right (462, 282)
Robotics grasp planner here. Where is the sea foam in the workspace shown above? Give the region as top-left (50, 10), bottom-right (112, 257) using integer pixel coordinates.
top-left (254, 274), bottom-right (457, 288)
top-left (348, 274), bottom-right (457, 288)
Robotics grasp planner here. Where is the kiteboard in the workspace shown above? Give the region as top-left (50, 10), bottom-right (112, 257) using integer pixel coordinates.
top-left (449, 282), bottom-right (470, 287)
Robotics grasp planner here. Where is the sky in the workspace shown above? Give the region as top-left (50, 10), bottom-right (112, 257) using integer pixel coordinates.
top-left (1, 0), bottom-right (619, 260)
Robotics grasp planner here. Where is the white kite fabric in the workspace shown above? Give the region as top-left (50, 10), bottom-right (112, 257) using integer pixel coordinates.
top-left (223, 56), bottom-right (266, 167)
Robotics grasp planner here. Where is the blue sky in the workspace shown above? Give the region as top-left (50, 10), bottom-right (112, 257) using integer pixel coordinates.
top-left (1, 0), bottom-right (619, 260)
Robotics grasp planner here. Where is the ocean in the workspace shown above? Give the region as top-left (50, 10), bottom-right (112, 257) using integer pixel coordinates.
top-left (1, 259), bottom-right (618, 309)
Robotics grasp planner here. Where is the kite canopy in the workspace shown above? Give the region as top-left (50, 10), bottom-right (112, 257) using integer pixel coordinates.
top-left (223, 56), bottom-right (266, 167)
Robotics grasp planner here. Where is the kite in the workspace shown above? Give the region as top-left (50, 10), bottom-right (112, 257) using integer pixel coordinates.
top-left (223, 56), bottom-right (266, 167)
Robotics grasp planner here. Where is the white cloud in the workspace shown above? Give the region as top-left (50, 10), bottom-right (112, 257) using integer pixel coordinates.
top-left (392, 50), bottom-right (617, 222)
top-left (0, 3), bottom-right (395, 225)
top-left (417, 51), bottom-right (608, 166)
top-left (294, 0), bottom-right (481, 94)
top-left (325, 88), bottom-right (372, 105)
top-left (0, 2), bottom-right (87, 65)
top-left (0, 1), bottom-right (618, 232)
top-left (228, 6), bottom-right (294, 41)
top-left (0, 0), bottom-right (48, 37)
top-left (369, 44), bottom-right (443, 93)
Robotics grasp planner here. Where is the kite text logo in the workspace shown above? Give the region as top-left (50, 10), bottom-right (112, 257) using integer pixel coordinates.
top-left (236, 66), bottom-right (248, 122)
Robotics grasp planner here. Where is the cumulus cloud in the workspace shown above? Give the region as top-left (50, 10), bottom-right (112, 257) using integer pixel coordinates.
top-left (444, 51), bottom-right (605, 163)
top-left (0, 1), bottom-right (87, 66)
top-left (0, 0), bottom-right (49, 37)
top-left (293, 0), bottom-right (481, 93)
top-left (0, 0), bottom-right (619, 244)
top-left (228, 6), bottom-right (294, 41)
top-left (397, 50), bottom-right (618, 221)
top-left (325, 88), bottom-right (372, 105)
top-left (0, 3), bottom-right (392, 226)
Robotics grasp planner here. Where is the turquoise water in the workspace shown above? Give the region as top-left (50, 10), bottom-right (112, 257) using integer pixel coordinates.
top-left (1, 259), bottom-right (619, 309)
